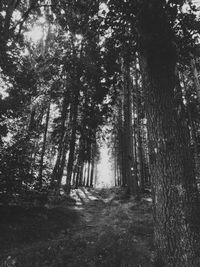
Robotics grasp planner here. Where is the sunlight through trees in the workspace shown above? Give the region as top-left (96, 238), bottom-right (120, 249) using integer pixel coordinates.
top-left (0, 0), bottom-right (200, 266)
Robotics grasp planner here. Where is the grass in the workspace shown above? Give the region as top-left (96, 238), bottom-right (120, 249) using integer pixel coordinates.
top-left (0, 204), bottom-right (79, 252)
top-left (0, 188), bottom-right (154, 267)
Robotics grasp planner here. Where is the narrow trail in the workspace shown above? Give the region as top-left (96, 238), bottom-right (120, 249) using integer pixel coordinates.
top-left (0, 188), bottom-right (154, 267)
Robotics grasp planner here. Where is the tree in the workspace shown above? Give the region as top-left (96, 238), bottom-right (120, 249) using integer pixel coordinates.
top-left (121, 57), bottom-right (138, 196)
top-left (136, 1), bottom-right (200, 265)
top-left (106, 0), bottom-right (200, 265)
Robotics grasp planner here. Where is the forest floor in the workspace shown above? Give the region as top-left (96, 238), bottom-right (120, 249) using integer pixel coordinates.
top-left (0, 187), bottom-right (154, 267)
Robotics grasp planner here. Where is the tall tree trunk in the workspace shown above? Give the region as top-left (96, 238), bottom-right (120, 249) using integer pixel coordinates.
top-left (75, 136), bottom-right (85, 188)
top-left (75, 167), bottom-right (80, 188)
top-left (38, 100), bottom-right (51, 188)
top-left (90, 159), bottom-right (94, 187)
top-left (90, 143), bottom-right (96, 187)
top-left (138, 1), bottom-right (200, 266)
top-left (118, 98), bottom-right (126, 186)
top-left (122, 58), bottom-right (138, 196)
top-left (135, 58), bottom-right (145, 191)
top-left (51, 92), bottom-right (69, 189)
top-left (65, 90), bottom-right (79, 194)
top-left (86, 161), bottom-right (91, 187)
top-left (83, 162), bottom-right (87, 187)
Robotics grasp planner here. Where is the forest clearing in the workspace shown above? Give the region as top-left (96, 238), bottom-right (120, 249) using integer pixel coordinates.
top-left (1, 0), bottom-right (200, 266)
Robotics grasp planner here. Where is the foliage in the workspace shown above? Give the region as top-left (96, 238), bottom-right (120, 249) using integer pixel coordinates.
top-left (0, 0), bottom-right (199, 200)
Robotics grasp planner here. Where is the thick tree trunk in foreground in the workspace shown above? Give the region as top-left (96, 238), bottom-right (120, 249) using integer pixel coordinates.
top-left (138, 1), bottom-right (200, 266)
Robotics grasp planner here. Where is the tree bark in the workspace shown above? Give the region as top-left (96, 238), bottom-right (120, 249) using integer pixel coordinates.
top-left (137, 1), bottom-right (200, 266)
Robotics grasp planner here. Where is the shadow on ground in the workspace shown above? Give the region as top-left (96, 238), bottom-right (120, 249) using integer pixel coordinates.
top-left (0, 187), bottom-right (154, 267)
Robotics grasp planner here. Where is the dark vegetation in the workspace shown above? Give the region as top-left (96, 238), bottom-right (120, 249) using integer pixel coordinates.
top-left (0, 204), bottom-right (78, 251)
top-left (0, 188), bottom-right (153, 267)
top-left (0, 0), bottom-right (200, 266)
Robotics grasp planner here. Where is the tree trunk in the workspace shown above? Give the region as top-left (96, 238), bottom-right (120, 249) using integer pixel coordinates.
top-left (138, 1), bottom-right (200, 266)
top-left (90, 143), bottom-right (96, 187)
top-left (38, 100), bottom-right (51, 188)
top-left (122, 58), bottom-right (138, 196)
top-left (51, 92), bottom-right (69, 189)
top-left (83, 162), bottom-right (87, 187)
top-left (118, 98), bottom-right (126, 186)
top-left (135, 57), bottom-right (145, 191)
top-left (65, 89), bottom-right (79, 194)
top-left (90, 159), bottom-right (94, 187)
top-left (76, 136), bottom-right (86, 187)
top-left (86, 161), bottom-right (91, 187)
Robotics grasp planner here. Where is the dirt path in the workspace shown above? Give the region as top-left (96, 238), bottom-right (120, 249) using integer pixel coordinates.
top-left (0, 188), bottom-right (154, 267)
